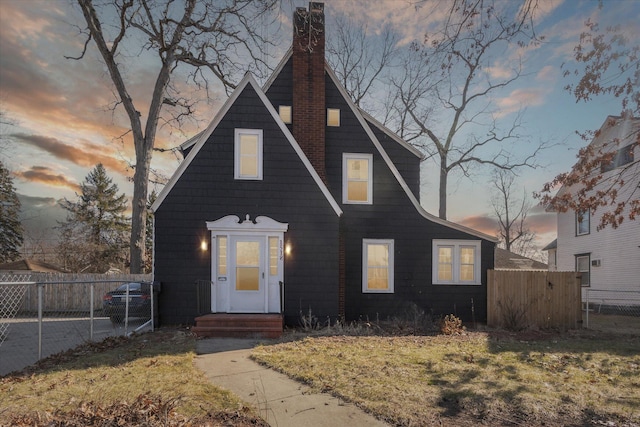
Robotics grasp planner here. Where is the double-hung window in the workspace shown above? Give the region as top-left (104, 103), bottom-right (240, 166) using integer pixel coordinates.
top-left (576, 254), bottom-right (590, 286)
top-left (432, 240), bottom-right (481, 285)
top-left (234, 129), bottom-right (263, 180)
top-left (343, 153), bottom-right (373, 204)
top-left (576, 209), bottom-right (590, 236)
top-left (362, 239), bottom-right (394, 293)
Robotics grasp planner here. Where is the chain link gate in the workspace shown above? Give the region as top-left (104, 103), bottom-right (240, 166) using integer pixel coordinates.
top-left (0, 274), bottom-right (32, 347)
top-left (0, 275), bottom-right (154, 376)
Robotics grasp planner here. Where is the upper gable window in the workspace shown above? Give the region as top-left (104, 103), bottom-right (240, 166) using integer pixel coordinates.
top-left (343, 153), bottom-right (373, 204)
top-left (234, 129), bottom-right (263, 180)
top-left (327, 108), bottom-right (340, 127)
top-left (601, 143), bottom-right (634, 173)
top-left (279, 106), bottom-right (292, 124)
top-left (432, 240), bottom-right (481, 285)
top-left (576, 209), bottom-right (590, 236)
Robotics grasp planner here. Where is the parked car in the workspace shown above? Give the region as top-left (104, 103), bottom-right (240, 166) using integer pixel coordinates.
top-left (102, 282), bottom-right (152, 323)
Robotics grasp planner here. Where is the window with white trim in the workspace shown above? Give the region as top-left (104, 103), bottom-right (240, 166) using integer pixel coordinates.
top-left (432, 240), bottom-right (481, 285)
top-left (576, 254), bottom-right (590, 286)
top-left (234, 129), bottom-right (263, 180)
top-left (576, 209), bottom-right (590, 236)
top-left (343, 153), bottom-right (373, 204)
top-left (363, 239), bottom-right (394, 293)
top-left (279, 106), bottom-right (292, 124)
top-left (327, 108), bottom-right (340, 126)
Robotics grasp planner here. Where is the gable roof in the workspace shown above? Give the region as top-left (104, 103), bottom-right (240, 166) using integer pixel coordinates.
top-left (151, 73), bottom-right (343, 217)
top-left (157, 51), bottom-right (496, 242)
top-left (553, 114), bottom-right (640, 202)
top-left (542, 239), bottom-right (557, 251)
top-left (494, 248), bottom-right (548, 270)
top-left (323, 64), bottom-right (497, 242)
top-left (0, 259), bottom-right (67, 273)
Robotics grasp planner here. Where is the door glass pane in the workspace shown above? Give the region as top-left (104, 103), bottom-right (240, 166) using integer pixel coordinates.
top-left (269, 237), bottom-right (278, 276)
top-left (236, 241), bottom-right (260, 291)
top-left (236, 241), bottom-right (259, 265)
top-left (236, 267), bottom-right (259, 291)
top-left (218, 236), bottom-right (227, 275)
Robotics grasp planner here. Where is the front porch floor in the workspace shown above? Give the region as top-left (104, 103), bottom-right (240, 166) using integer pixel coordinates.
top-left (192, 313), bottom-right (284, 339)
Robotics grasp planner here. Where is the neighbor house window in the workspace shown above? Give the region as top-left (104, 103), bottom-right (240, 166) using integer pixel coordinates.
top-left (363, 239), bottom-right (394, 293)
top-left (601, 143), bottom-right (634, 173)
top-left (576, 254), bottom-right (590, 286)
top-left (432, 240), bottom-right (481, 285)
top-left (343, 153), bottom-right (373, 204)
top-left (234, 129), bottom-right (263, 180)
top-left (279, 106), bottom-right (292, 124)
top-left (576, 209), bottom-right (590, 236)
top-left (327, 108), bottom-right (340, 126)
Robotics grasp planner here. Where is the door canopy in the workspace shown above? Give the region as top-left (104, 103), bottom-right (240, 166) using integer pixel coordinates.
top-left (207, 215), bottom-right (289, 234)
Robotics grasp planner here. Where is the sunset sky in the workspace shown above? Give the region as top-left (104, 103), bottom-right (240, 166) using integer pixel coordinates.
top-left (1, 0), bottom-right (638, 257)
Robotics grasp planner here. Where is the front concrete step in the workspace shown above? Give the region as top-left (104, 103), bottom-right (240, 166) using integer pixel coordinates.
top-left (192, 313), bottom-right (283, 339)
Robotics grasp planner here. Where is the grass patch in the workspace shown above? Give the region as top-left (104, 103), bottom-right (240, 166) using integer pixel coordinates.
top-left (0, 329), bottom-right (266, 426)
top-left (251, 331), bottom-right (640, 426)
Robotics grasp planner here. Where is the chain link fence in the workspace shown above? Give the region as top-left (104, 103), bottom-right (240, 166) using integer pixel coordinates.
top-left (0, 274), bottom-right (154, 376)
top-left (583, 288), bottom-right (640, 334)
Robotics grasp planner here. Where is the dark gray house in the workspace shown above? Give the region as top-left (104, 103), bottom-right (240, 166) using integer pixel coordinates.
top-left (151, 3), bottom-right (496, 332)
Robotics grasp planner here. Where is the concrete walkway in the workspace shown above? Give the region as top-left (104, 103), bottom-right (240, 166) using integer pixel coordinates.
top-left (195, 338), bottom-right (388, 427)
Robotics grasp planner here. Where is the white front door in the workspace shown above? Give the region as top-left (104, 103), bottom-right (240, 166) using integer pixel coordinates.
top-left (228, 235), bottom-right (266, 313)
top-left (207, 215), bottom-right (288, 314)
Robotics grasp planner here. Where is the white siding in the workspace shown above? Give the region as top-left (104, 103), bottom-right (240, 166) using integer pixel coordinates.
top-left (557, 208), bottom-right (640, 291)
top-left (555, 116), bottom-right (640, 301)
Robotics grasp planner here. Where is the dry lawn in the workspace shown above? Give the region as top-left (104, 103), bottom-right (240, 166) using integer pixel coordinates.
top-left (0, 329), bottom-right (266, 426)
top-left (251, 330), bottom-right (640, 426)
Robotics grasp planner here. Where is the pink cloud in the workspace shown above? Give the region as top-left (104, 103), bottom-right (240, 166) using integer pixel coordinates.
top-left (14, 166), bottom-right (81, 193)
top-left (11, 133), bottom-right (128, 173)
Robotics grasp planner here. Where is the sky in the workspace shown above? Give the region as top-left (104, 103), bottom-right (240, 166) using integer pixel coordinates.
top-left (1, 0), bottom-right (638, 260)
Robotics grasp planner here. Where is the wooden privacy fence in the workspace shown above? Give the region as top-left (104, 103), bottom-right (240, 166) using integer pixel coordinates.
top-left (2, 273), bottom-right (152, 313)
top-left (487, 270), bottom-right (582, 330)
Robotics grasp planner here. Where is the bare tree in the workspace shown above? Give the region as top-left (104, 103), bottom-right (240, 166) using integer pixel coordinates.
top-left (326, 16), bottom-right (398, 111)
top-left (389, 0), bottom-right (546, 219)
top-left (71, 0), bottom-right (279, 273)
top-left (537, 12), bottom-right (639, 229)
top-left (490, 170), bottom-right (536, 256)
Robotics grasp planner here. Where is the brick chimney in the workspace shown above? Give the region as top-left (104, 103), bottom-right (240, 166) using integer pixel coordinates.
top-left (292, 2), bottom-right (326, 182)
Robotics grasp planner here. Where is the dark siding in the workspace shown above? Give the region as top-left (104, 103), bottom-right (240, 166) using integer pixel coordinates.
top-left (154, 83), bottom-right (339, 325)
top-left (369, 123), bottom-right (421, 199)
top-left (265, 57), bottom-right (293, 132)
top-left (323, 73), bottom-right (494, 323)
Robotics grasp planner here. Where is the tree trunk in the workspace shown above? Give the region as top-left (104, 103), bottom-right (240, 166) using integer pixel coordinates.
top-left (129, 140), bottom-right (153, 273)
top-left (439, 156), bottom-right (448, 220)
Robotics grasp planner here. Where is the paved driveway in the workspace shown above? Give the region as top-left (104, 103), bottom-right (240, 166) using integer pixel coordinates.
top-left (0, 317), bottom-right (150, 376)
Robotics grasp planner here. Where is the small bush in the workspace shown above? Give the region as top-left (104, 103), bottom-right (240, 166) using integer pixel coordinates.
top-left (497, 297), bottom-right (528, 331)
top-left (440, 314), bottom-right (464, 335)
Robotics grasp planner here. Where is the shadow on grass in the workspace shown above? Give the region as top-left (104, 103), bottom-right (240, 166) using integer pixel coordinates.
top-left (257, 324), bottom-right (640, 426)
top-left (4, 327), bottom-right (194, 378)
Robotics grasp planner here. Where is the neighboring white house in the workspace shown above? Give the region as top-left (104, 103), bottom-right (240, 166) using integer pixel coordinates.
top-left (549, 114), bottom-right (639, 308)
